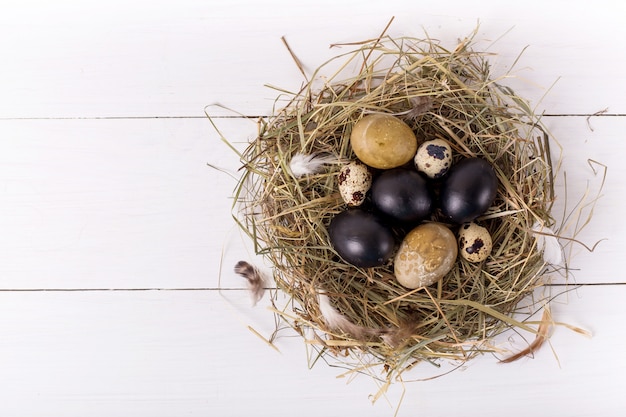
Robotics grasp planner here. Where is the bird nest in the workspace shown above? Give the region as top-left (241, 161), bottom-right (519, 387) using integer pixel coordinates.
top-left (213, 26), bottom-right (597, 389)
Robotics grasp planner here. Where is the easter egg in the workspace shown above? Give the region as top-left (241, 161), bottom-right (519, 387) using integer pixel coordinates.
top-left (350, 114), bottom-right (418, 169)
top-left (440, 157), bottom-right (498, 224)
top-left (328, 209), bottom-right (395, 268)
top-left (371, 168), bottom-right (433, 223)
top-left (394, 222), bottom-right (458, 289)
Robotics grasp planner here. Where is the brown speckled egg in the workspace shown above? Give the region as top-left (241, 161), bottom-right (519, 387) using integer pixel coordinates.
top-left (458, 222), bottom-right (493, 263)
top-left (394, 223), bottom-right (458, 289)
top-left (350, 114), bottom-right (417, 169)
top-left (414, 138), bottom-right (452, 179)
top-left (338, 161), bottom-right (372, 206)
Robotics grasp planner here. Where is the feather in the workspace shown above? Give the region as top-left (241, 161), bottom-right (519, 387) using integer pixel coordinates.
top-left (500, 308), bottom-right (552, 363)
top-left (394, 96), bottom-right (433, 121)
top-left (379, 322), bottom-right (421, 348)
top-left (288, 152), bottom-right (338, 177)
top-left (531, 221), bottom-right (564, 266)
top-left (317, 293), bottom-right (425, 345)
top-left (234, 261), bottom-right (268, 306)
top-left (317, 293), bottom-right (380, 340)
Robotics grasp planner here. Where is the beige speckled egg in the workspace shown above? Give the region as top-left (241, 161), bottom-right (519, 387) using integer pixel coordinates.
top-left (338, 161), bottom-right (372, 206)
top-left (350, 114), bottom-right (417, 169)
top-left (394, 223), bottom-right (458, 289)
top-left (458, 222), bottom-right (493, 263)
top-left (414, 138), bottom-right (453, 179)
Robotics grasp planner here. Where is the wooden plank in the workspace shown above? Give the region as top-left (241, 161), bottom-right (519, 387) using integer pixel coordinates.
top-left (0, 117), bottom-right (249, 289)
top-left (1, 1), bottom-right (624, 118)
top-left (543, 115), bottom-right (617, 285)
top-left (0, 285), bottom-right (620, 417)
top-left (0, 115), bottom-right (618, 289)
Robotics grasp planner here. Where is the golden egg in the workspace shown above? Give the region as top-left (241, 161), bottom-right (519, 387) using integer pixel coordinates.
top-left (350, 114), bottom-right (418, 169)
top-left (394, 223), bottom-right (458, 289)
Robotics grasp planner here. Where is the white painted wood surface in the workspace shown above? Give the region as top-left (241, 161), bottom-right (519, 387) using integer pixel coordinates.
top-left (0, 1), bottom-right (624, 416)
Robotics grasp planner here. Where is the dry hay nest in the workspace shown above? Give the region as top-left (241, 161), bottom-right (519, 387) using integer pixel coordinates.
top-left (219, 27), bottom-right (594, 385)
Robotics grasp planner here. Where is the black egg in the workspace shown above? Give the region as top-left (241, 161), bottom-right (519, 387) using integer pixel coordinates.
top-left (371, 168), bottom-right (433, 223)
top-left (440, 157), bottom-right (498, 224)
top-left (328, 209), bottom-right (395, 268)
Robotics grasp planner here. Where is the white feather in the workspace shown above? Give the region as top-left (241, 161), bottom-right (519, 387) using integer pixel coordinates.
top-left (531, 221), bottom-right (564, 266)
top-left (288, 153), bottom-right (338, 177)
top-left (317, 293), bottom-right (378, 339)
top-left (318, 293), bottom-right (351, 331)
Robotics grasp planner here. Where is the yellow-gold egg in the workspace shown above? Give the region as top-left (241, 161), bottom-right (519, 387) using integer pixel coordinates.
top-left (350, 114), bottom-right (417, 169)
top-left (394, 223), bottom-right (458, 289)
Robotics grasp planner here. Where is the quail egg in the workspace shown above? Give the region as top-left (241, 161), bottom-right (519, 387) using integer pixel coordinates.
top-left (414, 138), bottom-right (453, 179)
top-left (338, 161), bottom-right (372, 206)
top-left (458, 222), bottom-right (493, 263)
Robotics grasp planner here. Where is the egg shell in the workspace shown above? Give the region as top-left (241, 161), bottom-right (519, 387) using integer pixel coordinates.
top-left (440, 157), bottom-right (498, 224)
top-left (458, 222), bottom-right (493, 263)
top-left (370, 168), bottom-right (433, 223)
top-left (394, 223), bottom-right (458, 289)
top-left (338, 161), bottom-right (372, 206)
top-left (414, 139), bottom-right (453, 179)
top-left (328, 209), bottom-right (395, 268)
top-left (350, 114), bottom-right (418, 169)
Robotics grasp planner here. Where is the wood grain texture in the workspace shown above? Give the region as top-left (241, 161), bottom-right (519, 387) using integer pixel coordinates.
top-left (0, 116), bottom-right (615, 288)
top-left (1, 0), bottom-right (624, 118)
top-left (0, 286), bottom-right (622, 417)
top-left (0, 1), bottom-right (623, 416)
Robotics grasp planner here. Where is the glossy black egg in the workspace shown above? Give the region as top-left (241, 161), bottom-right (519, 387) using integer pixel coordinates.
top-left (440, 157), bottom-right (498, 224)
top-left (328, 209), bottom-right (395, 268)
top-left (371, 168), bottom-right (433, 223)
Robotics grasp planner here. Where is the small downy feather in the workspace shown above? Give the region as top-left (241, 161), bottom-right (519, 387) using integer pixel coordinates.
top-left (394, 96), bottom-right (433, 121)
top-left (234, 261), bottom-right (268, 306)
top-left (531, 221), bottom-right (564, 265)
top-left (288, 152), bottom-right (338, 177)
top-left (379, 322), bottom-right (421, 348)
top-left (318, 293), bottom-right (380, 340)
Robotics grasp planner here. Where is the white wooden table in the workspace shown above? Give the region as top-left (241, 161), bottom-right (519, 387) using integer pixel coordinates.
top-left (1, 1), bottom-right (624, 416)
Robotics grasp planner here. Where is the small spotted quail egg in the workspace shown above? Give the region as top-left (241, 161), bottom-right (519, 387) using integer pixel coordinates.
top-left (414, 138), bottom-right (452, 179)
top-left (458, 222), bottom-right (493, 263)
top-left (338, 161), bottom-right (372, 206)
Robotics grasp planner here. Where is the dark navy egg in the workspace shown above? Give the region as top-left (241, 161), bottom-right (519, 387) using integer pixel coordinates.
top-left (328, 209), bottom-right (395, 268)
top-left (440, 157), bottom-right (498, 224)
top-left (371, 168), bottom-right (433, 223)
